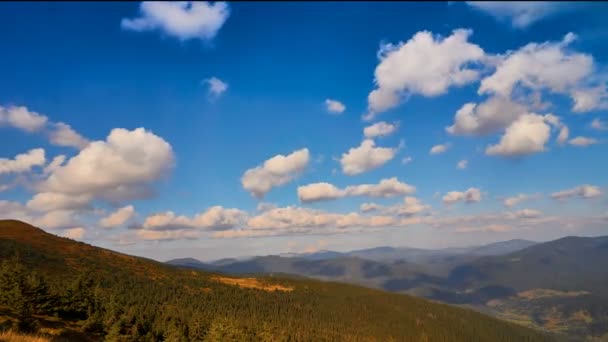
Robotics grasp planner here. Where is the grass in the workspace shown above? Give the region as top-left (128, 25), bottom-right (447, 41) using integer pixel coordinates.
top-left (211, 276), bottom-right (294, 292)
top-left (0, 330), bottom-right (49, 342)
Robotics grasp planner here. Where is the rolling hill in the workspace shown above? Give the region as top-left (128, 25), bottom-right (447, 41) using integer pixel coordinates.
top-left (0, 220), bottom-right (551, 341)
top-left (170, 236), bottom-right (608, 340)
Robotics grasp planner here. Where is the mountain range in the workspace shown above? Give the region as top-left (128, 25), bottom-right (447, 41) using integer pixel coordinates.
top-left (0, 219), bottom-right (551, 341)
top-left (168, 236), bottom-right (608, 340)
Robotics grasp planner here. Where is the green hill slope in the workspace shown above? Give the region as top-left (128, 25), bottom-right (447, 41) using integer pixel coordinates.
top-left (0, 220), bottom-right (552, 341)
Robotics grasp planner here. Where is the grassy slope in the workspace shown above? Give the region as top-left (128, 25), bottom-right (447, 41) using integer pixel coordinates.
top-left (0, 220), bottom-right (552, 341)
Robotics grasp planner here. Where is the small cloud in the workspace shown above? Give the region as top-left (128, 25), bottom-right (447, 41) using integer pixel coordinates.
top-left (430, 144), bottom-right (449, 155)
top-left (465, 2), bottom-right (569, 28)
top-left (340, 139), bottom-right (399, 175)
top-left (503, 193), bottom-right (541, 207)
top-left (401, 156), bottom-right (413, 165)
top-left (457, 159), bottom-right (468, 170)
top-left (568, 136), bottom-right (599, 147)
top-left (443, 188), bottom-right (482, 204)
top-left (203, 77), bottom-right (228, 98)
top-left (325, 99), bottom-right (346, 114)
top-left (363, 121), bottom-right (398, 138)
top-left (591, 118), bottom-right (608, 131)
top-left (241, 148), bottom-right (310, 198)
top-left (551, 184), bottom-right (602, 200)
top-left (121, 1), bottom-right (230, 42)
top-left (99, 205), bottom-right (136, 228)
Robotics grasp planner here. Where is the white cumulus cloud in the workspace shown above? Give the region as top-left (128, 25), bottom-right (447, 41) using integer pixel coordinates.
top-left (0, 148), bottom-right (45, 175)
top-left (99, 205), bottom-right (136, 228)
top-left (0, 105), bottom-right (48, 132)
top-left (551, 185), bottom-right (602, 200)
top-left (204, 77), bottom-right (228, 97)
top-left (241, 148), bottom-right (310, 198)
top-left (121, 1), bottom-right (230, 41)
top-left (36, 127), bottom-right (174, 208)
top-left (485, 113), bottom-right (559, 157)
top-left (443, 188), bottom-right (482, 204)
top-left (325, 99), bottom-right (346, 114)
top-left (340, 139), bottom-right (399, 175)
top-left (430, 144), bottom-right (449, 155)
top-left (298, 177), bottom-right (415, 203)
top-left (568, 136), bottom-right (598, 147)
top-left (365, 29), bottom-right (485, 119)
top-left (363, 121), bottom-right (398, 138)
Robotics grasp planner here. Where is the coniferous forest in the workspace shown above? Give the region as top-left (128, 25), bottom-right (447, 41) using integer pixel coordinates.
top-left (0, 220), bottom-right (553, 341)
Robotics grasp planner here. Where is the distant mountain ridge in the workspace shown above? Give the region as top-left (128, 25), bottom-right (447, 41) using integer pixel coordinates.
top-left (167, 235), bottom-right (608, 340)
top-left (0, 219), bottom-right (551, 341)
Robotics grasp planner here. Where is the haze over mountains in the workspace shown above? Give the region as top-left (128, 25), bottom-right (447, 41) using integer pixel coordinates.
top-left (168, 236), bottom-right (608, 340)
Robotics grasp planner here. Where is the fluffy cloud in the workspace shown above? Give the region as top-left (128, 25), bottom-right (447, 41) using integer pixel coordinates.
top-left (0, 105), bottom-right (88, 149)
top-left (99, 205), bottom-right (135, 228)
top-left (591, 118), bottom-right (608, 131)
top-left (503, 193), bottom-right (541, 207)
top-left (340, 139), bottom-right (398, 175)
top-left (571, 86), bottom-right (608, 112)
top-left (363, 121), bottom-right (398, 138)
top-left (34, 210), bottom-right (80, 230)
top-left (27, 192), bottom-right (91, 212)
top-left (241, 148), bottom-right (310, 198)
top-left (372, 196), bottom-right (430, 216)
top-left (457, 159), bottom-right (468, 170)
top-left (443, 188), bottom-right (482, 204)
top-left (121, 1), bottom-right (230, 41)
top-left (325, 99), bottom-right (346, 114)
top-left (0, 105), bottom-right (48, 132)
top-left (143, 211), bottom-right (193, 230)
top-left (401, 156), bottom-right (413, 165)
top-left (0, 148), bottom-right (45, 174)
top-left (568, 136), bottom-right (598, 147)
top-left (0, 201), bottom-right (80, 231)
top-left (551, 185), bottom-right (602, 200)
top-left (192, 206), bottom-right (248, 230)
top-left (141, 206), bottom-right (247, 231)
top-left (466, 2), bottom-right (568, 28)
top-left (62, 227), bottom-right (86, 240)
top-left (366, 29), bottom-right (485, 118)
top-left (479, 33), bottom-right (604, 113)
top-left (136, 229), bottom-right (200, 241)
top-left (204, 77), bottom-right (228, 97)
top-left (485, 113), bottom-right (559, 157)
top-left (446, 96), bottom-right (527, 136)
top-left (297, 182), bottom-right (344, 202)
top-left (430, 144), bottom-right (449, 155)
top-left (37, 127), bottom-right (174, 208)
top-left (298, 177), bottom-right (416, 203)
top-left (246, 206), bottom-right (401, 232)
top-left (49, 123), bottom-right (89, 149)
top-left (346, 177), bottom-right (416, 198)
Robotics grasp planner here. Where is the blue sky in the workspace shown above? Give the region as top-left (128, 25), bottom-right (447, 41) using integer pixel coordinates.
top-left (1, 2), bottom-right (607, 261)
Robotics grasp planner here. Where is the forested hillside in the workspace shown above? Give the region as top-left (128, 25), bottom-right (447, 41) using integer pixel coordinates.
top-left (0, 220), bottom-right (551, 341)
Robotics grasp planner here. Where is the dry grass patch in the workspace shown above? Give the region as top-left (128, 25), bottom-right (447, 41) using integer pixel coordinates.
top-left (0, 330), bottom-right (50, 342)
top-left (211, 276), bottom-right (293, 292)
top-left (517, 289), bottom-right (590, 300)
